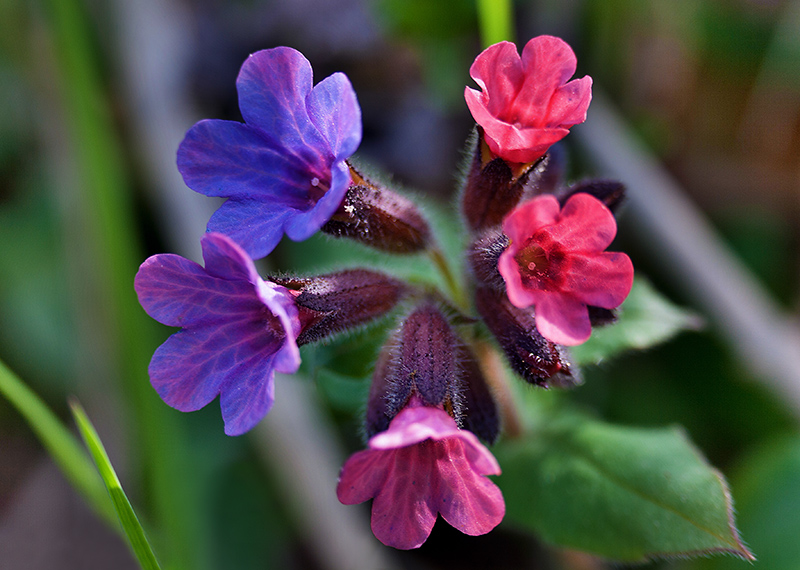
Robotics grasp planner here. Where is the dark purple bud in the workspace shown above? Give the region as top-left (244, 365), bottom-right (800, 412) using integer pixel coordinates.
top-left (558, 179), bottom-right (626, 214)
top-left (467, 228), bottom-right (508, 290)
top-left (587, 305), bottom-right (618, 327)
top-left (393, 304), bottom-right (461, 410)
top-left (365, 340), bottom-right (397, 437)
top-left (458, 346), bottom-right (500, 444)
top-left (364, 303), bottom-right (499, 442)
top-left (272, 269), bottom-right (407, 346)
top-left (320, 163), bottom-right (431, 253)
top-left (461, 128), bottom-right (562, 232)
top-left (474, 287), bottom-right (581, 388)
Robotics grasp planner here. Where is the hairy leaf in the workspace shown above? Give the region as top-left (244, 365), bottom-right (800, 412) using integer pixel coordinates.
top-left (495, 412), bottom-right (753, 562)
top-left (696, 435), bottom-right (800, 570)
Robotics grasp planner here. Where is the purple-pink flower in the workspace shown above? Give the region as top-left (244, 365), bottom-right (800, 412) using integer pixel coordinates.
top-left (177, 47), bottom-right (362, 260)
top-left (134, 233), bottom-right (301, 435)
top-left (498, 193), bottom-right (633, 346)
top-left (464, 35), bottom-right (592, 164)
top-left (337, 399), bottom-right (505, 550)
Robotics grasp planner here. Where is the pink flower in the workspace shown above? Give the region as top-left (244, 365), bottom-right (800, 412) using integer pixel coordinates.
top-left (498, 193), bottom-right (633, 346)
top-left (464, 35), bottom-right (592, 164)
top-left (337, 402), bottom-right (505, 550)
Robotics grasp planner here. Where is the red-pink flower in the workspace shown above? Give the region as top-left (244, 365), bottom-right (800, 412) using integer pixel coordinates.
top-left (498, 193), bottom-right (633, 346)
top-left (337, 401), bottom-right (505, 550)
top-left (464, 35), bottom-right (592, 164)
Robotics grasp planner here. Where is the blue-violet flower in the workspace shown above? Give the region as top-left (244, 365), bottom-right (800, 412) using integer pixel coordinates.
top-left (177, 47), bottom-right (362, 260)
top-left (134, 232), bottom-right (301, 435)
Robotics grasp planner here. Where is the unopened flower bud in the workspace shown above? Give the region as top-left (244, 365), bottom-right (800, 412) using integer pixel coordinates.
top-left (273, 269), bottom-right (407, 346)
top-left (365, 303), bottom-right (499, 442)
top-left (587, 305), bottom-right (618, 327)
top-left (558, 179), bottom-right (626, 214)
top-left (321, 164), bottom-right (431, 253)
top-left (458, 346), bottom-right (500, 444)
top-left (475, 287), bottom-right (580, 388)
top-left (461, 130), bottom-right (564, 232)
top-left (467, 228), bottom-right (508, 290)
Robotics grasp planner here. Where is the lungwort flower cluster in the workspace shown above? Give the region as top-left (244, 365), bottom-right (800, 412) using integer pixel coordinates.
top-left (135, 38), bottom-right (633, 549)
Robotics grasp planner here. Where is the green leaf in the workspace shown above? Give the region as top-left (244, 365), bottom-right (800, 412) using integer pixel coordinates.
top-left (70, 399), bottom-right (163, 570)
top-left (0, 359), bottom-right (116, 526)
top-left (495, 412), bottom-right (753, 562)
top-left (694, 435), bottom-right (800, 570)
top-left (572, 277), bottom-right (703, 366)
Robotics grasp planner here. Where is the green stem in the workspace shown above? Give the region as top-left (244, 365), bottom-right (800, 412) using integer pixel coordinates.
top-left (477, 0), bottom-right (515, 47)
top-left (429, 245), bottom-right (467, 309)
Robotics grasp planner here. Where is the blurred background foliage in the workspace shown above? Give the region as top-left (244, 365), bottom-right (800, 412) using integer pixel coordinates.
top-left (0, 0), bottom-right (798, 568)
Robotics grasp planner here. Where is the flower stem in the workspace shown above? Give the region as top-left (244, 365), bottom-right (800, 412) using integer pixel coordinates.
top-left (476, 0), bottom-right (515, 48)
top-left (429, 245), bottom-right (467, 309)
top-left (473, 340), bottom-right (522, 439)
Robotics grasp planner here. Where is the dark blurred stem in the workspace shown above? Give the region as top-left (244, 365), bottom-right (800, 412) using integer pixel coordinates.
top-left (429, 245), bottom-right (467, 309)
top-left (474, 340), bottom-right (523, 439)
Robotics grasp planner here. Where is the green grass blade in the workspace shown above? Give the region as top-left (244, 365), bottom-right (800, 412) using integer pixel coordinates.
top-left (39, 0), bottom-right (205, 567)
top-left (0, 359), bottom-right (116, 527)
top-left (70, 399), bottom-right (163, 570)
top-left (477, 0), bottom-right (514, 47)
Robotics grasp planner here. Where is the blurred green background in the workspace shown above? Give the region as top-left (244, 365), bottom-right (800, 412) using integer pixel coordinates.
top-left (0, 0), bottom-right (798, 568)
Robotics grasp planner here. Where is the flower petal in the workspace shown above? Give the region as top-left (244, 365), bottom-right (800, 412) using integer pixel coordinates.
top-left (200, 232), bottom-right (260, 283)
top-left (306, 72), bottom-right (362, 160)
top-left (135, 254), bottom-right (260, 328)
top-left (206, 198), bottom-right (295, 261)
top-left (534, 291), bottom-right (592, 345)
top-left (255, 279), bottom-right (301, 373)
top-left (548, 76), bottom-right (593, 127)
top-left (545, 192), bottom-right (618, 252)
top-left (337, 448), bottom-right (391, 505)
top-left (497, 248), bottom-right (538, 308)
top-left (456, 433), bottom-right (502, 476)
top-left (283, 159), bottom-right (351, 242)
top-left (468, 41), bottom-right (524, 118)
top-left (148, 314), bottom-right (284, 415)
top-left (434, 439), bottom-right (505, 536)
top-left (515, 35), bottom-right (580, 126)
top-left (369, 405), bottom-right (461, 450)
top-left (561, 251), bottom-right (634, 308)
top-left (218, 357), bottom-right (277, 436)
top-left (236, 47), bottom-right (328, 160)
top-left (177, 119), bottom-right (316, 203)
top-left (502, 194), bottom-right (561, 242)
top-left (481, 122), bottom-right (569, 164)
top-left (370, 445), bottom-right (437, 549)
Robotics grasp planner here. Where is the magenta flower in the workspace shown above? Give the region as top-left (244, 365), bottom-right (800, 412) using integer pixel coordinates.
top-left (134, 233), bottom-right (301, 436)
top-left (337, 400), bottom-right (505, 550)
top-left (177, 47), bottom-right (362, 260)
top-left (497, 193), bottom-right (633, 346)
top-left (464, 35), bottom-right (592, 164)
